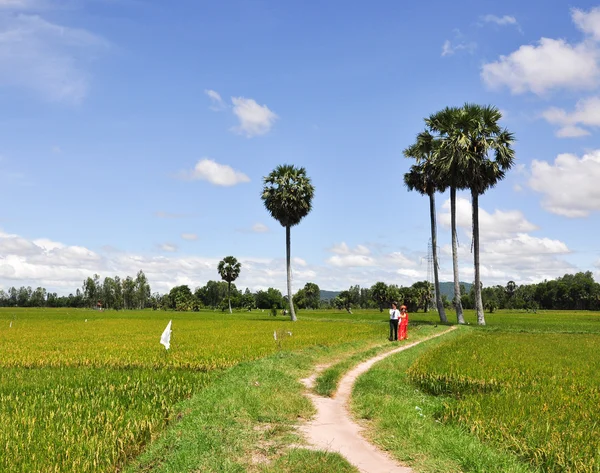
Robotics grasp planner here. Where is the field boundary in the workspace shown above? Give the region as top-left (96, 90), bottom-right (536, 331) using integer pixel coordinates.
top-left (299, 326), bottom-right (457, 473)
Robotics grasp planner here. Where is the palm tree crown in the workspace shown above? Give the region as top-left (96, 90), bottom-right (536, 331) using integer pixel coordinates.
top-left (218, 256), bottom-right (241, 284)
top-left (261, 164), bottom-right (315, 228)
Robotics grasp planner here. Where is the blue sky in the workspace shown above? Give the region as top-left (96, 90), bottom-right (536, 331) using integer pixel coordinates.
top-left (1, 0), bottom-right (600, 295)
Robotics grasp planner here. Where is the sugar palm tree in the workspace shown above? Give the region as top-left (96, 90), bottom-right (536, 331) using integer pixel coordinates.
top-left (403, 131), bottom-right (448, 323)
top-left (430, 104), bottom-right (515, 325)
top-left (426, 106), bottom-right (468, 324)
top-left (217, 256), bottom-right (241, 314)
top-left (261, 164), bottom-right (315, 321)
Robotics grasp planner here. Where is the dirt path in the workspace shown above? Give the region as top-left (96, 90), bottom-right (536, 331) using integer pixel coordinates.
top-left (300, 327), bottom-right (456, 473)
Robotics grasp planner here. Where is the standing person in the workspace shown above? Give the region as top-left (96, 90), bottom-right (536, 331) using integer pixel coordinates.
top-left (399, 305), bottom-right (409, 340)
top-left (389, 302), bottom-right (400, 341)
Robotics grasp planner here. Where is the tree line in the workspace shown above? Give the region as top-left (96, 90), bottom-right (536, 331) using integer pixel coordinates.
top-left (3, 270), bottom-right (598, 312)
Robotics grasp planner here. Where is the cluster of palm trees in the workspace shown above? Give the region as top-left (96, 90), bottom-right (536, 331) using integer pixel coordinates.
top-left (404, 104), bottom-right (515, 326)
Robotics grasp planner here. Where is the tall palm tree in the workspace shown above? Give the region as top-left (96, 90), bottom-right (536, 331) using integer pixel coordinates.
top-left (261, 164), bottom-right (315, 321)
top-left (431, 104), bottom-right (515, 325)
top-left (217, 256), bottom-right (241, 314)
top-left (426, 107), bottom-right (468, 324)
top-left (403, 131), bottom-right (448, 323)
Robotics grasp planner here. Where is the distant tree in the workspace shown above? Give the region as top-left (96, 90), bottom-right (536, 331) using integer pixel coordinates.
top-left (262, 164), bottom-right (315, 321)
top-left (169, 285), bottom-right (194, 311)
top-left (217, 256), bottom-right (241, 314)
top-left (303, 282), bottom-right (320, 309)
top-left (411, 281), bottom-right (434, 312)
top-left (371, 282), bottom-right (389, 312)
top-left (135, 270), bottom-right (151, 309)
top-left (122, 276), bottom-right (136, 310)
top-left (255, 287), bottom-right (284, 310)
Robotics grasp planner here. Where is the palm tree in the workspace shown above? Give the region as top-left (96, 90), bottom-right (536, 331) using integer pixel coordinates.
top-left (217, 256), bottom-right (241, 314)
top-left (403, 131), bottom-right (448, 323)
top-left (431, 104), bottom-right (515, 325)
top-left (261, 164), bottom-right (315, 321)
top-left (426, 106), bottom-right (468, 325)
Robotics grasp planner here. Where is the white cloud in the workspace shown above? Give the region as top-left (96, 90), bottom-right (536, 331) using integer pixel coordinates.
top-left (481, 38), bottom-right (599, 95)
top-left (205, 89), bottom-right (226, 111)
top-left (329, 242), bottom-right (371, 256)
top-left (572, 6), bottom-right (600, 41)
top-left (480, 14), bottom-right (519, 27)
top-left (541, 96), bottom-right (600, 137)
top-left (159, 243), bottom-right (177, 253)
top-left (327, 254), bottom-right (376, 267)
top-left (252, 223), bottom-right (268, 233)
top-left (181, 233), bottom-right (198, 241)
top-left (0, 14), bottom-right (108, 103)
top-left (441, 38), bottom-right (477, 57)
top-left (293, 257), bottom-right (307, 267)
top-left (180, 158), bottom-right (250, 186)
top-left (0, 227), bottom-right (580, 295)
top-left (439, 197), bottom-right (538, 240)
top-left (231, 97), bottom-right (278, 137)
top-left (529, 150), bottom-right (600, 217)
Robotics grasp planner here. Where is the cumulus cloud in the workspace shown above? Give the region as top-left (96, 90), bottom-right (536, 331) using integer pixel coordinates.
top-left (541, 96), bottom-right (600, 137)
top-left (0, 227), bottom-right (580, 295)
top-left (482, 38), bottom-right (599, 95)
top-left (231, 97), bottom-right (278, 137)
top-left (180, 158), bottom-right (250, 186)
top-left (572, 6), bottom-right (600, 41)
top-left (529, 150), bottom-right (600, 217)
top-left (481, 7), bottom-right (600, 95)
top-left (439, 197), bottom-right (538, 240)
top-left (181, 233), bottom-right (198, 241)
top-left (0, 14), bottom-right (108, 103)
top-left (327, 254), bottom-right (376, 267)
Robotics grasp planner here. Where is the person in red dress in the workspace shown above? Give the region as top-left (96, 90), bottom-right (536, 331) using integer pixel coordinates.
top-left (398, 305), bottom-right (409, 340)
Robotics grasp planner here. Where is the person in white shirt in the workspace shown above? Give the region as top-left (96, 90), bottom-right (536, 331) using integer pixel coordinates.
top-left (389, 301), bottom-right (400, 341)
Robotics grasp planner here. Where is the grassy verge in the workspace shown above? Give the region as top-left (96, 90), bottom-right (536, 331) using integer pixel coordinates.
top-left (314, 324), bottom-right (441, 397)
top-left (351, 328), bottom-right (537, 473)
top-left (124, 341), bottom-right (383, 473)
top-left (408, 331), bottom-right (600, 472)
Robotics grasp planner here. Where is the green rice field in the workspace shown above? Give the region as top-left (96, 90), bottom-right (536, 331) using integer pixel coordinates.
top-left (2, 307), bottom-right (599, 472)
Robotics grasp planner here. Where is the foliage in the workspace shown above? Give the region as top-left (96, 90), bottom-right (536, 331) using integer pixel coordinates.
top-left (407, 331), bottom-right (600, 472)
top-left (261, 164), bottom-right (315, 321)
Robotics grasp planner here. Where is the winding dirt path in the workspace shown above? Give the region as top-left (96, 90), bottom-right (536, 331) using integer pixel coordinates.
top-left (300, 327), bottom-right (456, 473)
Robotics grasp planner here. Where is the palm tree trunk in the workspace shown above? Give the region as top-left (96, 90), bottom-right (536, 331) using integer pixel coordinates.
top-left (472, 189), bottom-right (485, 325)
top-left (429, 192), bottom-right (447, 323)
top-left (286, 225), bottom-right (297, 321)
top-left (228, 281), bottom-right (232, 314)
top-left (451, 186), bottom-right (466, 324)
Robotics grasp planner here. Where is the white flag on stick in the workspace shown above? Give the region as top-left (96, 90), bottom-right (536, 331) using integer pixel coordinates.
top-left (160, 320), bottom-right (172, 350)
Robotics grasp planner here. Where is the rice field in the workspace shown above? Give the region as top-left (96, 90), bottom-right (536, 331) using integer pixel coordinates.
top-left (407, 329), bottom-right (600, 472)
top-left (0, 307), bottom-right (383, 473)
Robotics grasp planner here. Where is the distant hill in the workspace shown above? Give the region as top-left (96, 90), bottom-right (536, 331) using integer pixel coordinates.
top-left (438, 282), bottom-right (472, 299)
top-left (320, 290), bottom-right (341, 301)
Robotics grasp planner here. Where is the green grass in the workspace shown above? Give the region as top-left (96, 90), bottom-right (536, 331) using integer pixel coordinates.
top-left (0, 307), bottom-right (385, 473)
top-left (125, 344), bottom-right (369, 473)
top-left (351, 328), bottom-right (537, 473)
top-left (313, 324), bottom-right (440, 397)
top-left (4, 307), bottom-right (600, 473)
top-left (408, 331), bottom-right (600, 472)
